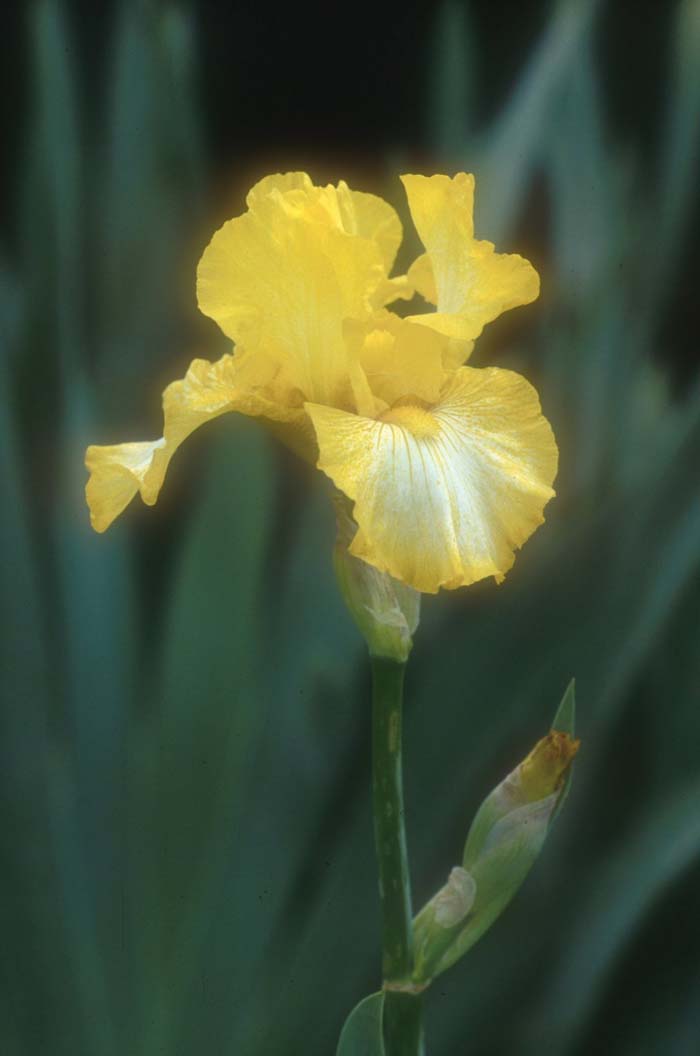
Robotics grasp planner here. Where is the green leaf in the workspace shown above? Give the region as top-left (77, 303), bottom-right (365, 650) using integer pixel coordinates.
top-left (97, 0), bottom-right (205, 412)
top-left (541, 778), bottom-right (700, 1051)
top-left (52, 376), bottom-right (137, 1050)
top-left (336, 993), bottom-right (386, 1056)
top-left (428, 0), bottom-right (475, 160)
top-left (656, 0), bottom-right (700, 286)
top-left (0, 266), bottom-right (82, 1056)
top-left (30, 0), bottom-right (83, 383)
top-left (476, 0), bottom-right (600, 239)
top-left (551, 678), bottom-right (576, 736)
top-left (142, 416), bottom-right (275, 1054)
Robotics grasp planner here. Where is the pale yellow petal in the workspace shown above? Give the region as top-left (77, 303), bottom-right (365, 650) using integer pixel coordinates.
top-left (85, 351), bottom-right (300, 532)
top-left (401, 173), bottom-right (540, 341)
top-left (197, 189), bottom-right (384, 407)
top-left (307, 366), bottom-right (557, 593)
top-left (85, 440), bottom-right (167, 533)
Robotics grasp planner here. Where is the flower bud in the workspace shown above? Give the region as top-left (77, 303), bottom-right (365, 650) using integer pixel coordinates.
top-left (332, 494), bottom-right (420, 662)
top-left (462, 728), bottom-right (579, 868)
top-left (412, 683), bottom-right (579, 983)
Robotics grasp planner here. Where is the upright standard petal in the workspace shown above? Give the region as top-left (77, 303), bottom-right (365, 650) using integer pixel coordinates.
top-left (86, 351), bottom-right (301, 532)
top-left (247, 173), bottom-right (403, 275)
top-left (307, 367), bottom-right (557, 594)
top-left (197, 179), bottom-right (386, 409)
top-left (401, 173), bottom-right (540, 341)
top-left (334, 182), bottom-right (403, 275)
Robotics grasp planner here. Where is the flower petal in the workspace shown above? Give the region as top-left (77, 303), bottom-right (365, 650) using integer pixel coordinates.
top-left (86, 351), bottom-right (300, 532)
top-left (246, 171), bottom-right (314, 207)
top-left (197, 175), bottom-right (387, 408)
top-left (307, 366), bottom-right (557, 593)
top-left (399, 253), bottom-right (474, 366)
top-left (406, 252), bottom-right (437, 305)
top-left (85, 440), bottom-right (168, 533)
top-left (344, 312), bottom-right (448, 408)
top-left (401, 173), bottom-right (540, 341)
top-left (335, 182), bottom-right (403, 274)
top-left (372, 273), bottom-right (415, 309)
top-left (249, 174), bottom-right (403, 274)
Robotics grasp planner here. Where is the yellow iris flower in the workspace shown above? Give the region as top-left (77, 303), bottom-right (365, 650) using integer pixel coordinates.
top-left (85, 171), bottom-right (557, 594)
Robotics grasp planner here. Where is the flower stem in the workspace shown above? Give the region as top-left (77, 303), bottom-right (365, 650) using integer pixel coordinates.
top-left (371, 657), bottom-right (423, 1055)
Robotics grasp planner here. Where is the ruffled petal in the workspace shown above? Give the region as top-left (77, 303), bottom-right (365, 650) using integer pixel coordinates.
top-left (86, 351), bottom-right (301, 532)
top-left (248, 174), bottom-right (403, 275)
top-left (334, 182), bottom-right (403, 274)
top-left (197, 175), bottom-right (389, 408)
top-left (307, 366), bottom-right (557, 593)
top-left (85, 440), bottom-right (168, 533)
top-left (246, 171), bottom-right (314, 207)
top-left (401, 173), bottom-right (540, 341)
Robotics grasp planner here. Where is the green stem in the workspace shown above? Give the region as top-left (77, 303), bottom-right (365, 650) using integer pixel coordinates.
top-left (371, 657), bottom-right (423, 1056)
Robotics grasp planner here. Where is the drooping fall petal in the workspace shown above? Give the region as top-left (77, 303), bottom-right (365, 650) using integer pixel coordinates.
top-left (85, 351), bottom-right (301, 532)
top-left (307, 366), bottom-right (557, 593)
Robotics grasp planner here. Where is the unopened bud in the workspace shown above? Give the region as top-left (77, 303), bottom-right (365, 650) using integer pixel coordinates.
top-left (412, 684), bottom-right (579, 983)
top-left (462, 730), bottom-right (579, 869)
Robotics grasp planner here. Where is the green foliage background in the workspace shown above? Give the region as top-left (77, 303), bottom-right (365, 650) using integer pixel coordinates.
top-left (3, 1), bottom-right (700, 1053)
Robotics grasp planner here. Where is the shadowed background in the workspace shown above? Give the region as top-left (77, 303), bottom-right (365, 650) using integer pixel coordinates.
top-left (2, 1), bottom-right (700, 1053)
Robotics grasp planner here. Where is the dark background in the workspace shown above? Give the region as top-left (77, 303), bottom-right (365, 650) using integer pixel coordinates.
top-left (2, 2), bottom-right (700, 1055)
top-left (3, 1), bottom-right (699, 383)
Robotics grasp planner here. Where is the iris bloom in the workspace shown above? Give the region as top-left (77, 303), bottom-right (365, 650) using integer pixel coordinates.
top-left (86, 172), bottom-right (557, 593)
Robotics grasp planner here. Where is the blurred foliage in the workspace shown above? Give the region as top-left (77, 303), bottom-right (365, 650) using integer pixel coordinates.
top-left (2, 1), bottom-right (700, 1054)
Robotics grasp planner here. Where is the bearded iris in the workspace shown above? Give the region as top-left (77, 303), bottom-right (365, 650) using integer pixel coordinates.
top-left (85, 171), bottom-right (557, 593)
top-left (85, 171), bottom-right (568, 1056)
